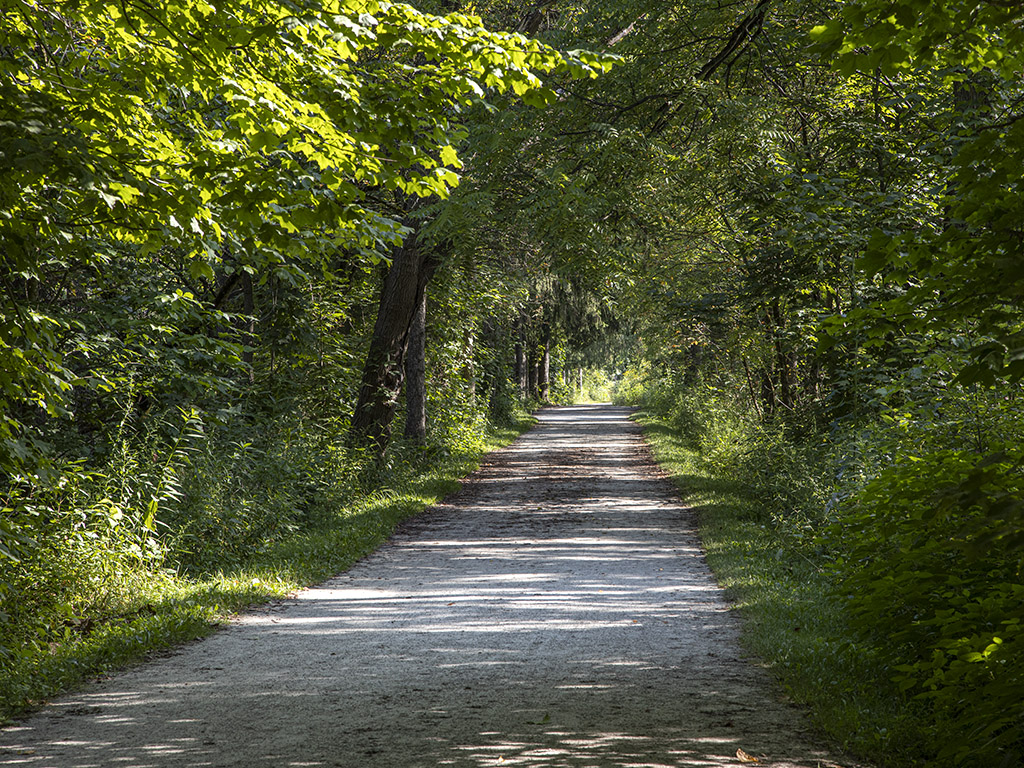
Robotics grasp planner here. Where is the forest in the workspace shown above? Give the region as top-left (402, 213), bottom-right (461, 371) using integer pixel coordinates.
top-left (1, 0), bottom-right (1022, 766)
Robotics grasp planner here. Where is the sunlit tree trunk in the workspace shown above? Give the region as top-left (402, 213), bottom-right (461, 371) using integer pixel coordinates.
top-left (528, 347), bottom-right (539, 399)
top-left (463, 330), bottom-right (476, 404)
top-left (540, 334), bottom-right (551, 402)
top-left (514, 320), bottom-right (527, 399)
top-left (403, 288), bottom-right (428, 441)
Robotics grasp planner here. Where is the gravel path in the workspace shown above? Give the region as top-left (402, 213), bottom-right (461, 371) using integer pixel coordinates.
top-left (1, 405), bottom-right (857, 768)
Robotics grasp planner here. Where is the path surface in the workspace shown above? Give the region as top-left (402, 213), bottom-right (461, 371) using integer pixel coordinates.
top-left (1, 405), bottom-right (857, 768)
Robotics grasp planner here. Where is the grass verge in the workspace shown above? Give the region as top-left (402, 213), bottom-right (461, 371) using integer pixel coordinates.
top-left (0, 416), bottom-right (534, 724)
top-left (635, 411), bottom-right (928, 768)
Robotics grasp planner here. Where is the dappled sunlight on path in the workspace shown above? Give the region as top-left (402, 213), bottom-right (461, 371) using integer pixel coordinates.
top-left (0, 406), bottom-right (855, 768)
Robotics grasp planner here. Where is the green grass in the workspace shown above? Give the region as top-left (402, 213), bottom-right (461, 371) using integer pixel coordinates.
top-left (635, 412), bottom-right (929, 768)
top-left (0, 416), bottom-right (534, 723)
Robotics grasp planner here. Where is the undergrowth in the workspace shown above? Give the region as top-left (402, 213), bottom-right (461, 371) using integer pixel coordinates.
top-left (622, 368), bottom-right (1024, 768)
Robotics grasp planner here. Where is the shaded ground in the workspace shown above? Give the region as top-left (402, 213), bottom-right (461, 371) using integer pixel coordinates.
top-left (0, 405), bottom-right (861, 768)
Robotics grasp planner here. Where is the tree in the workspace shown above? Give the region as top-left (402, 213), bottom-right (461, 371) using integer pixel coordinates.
top-left (344, 0), bottom-right (615, 453)
top-left (814, 0), bottom-right (1024, 384)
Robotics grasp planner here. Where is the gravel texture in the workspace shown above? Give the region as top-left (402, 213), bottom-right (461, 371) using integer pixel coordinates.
top-left (0, 404), bottom-right (861, 768)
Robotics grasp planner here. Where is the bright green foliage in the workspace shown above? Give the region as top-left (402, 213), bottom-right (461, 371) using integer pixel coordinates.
top-left (0, 414), bottom-right (532, 720)
top-left (813, 3), bottom-right (1024, 385)
top-left (621, 380), bottom-right (931, 767)
top-left (0, 0), bottom-right (612, 562)
top-left (3, 0), bottom-right (1024, 764)
top-left (0, 0), bottom-right (615, 697)
top-left (812, 0), bottom-right (1024, 78)
top-left (0, 0), bottom-right (610, 468)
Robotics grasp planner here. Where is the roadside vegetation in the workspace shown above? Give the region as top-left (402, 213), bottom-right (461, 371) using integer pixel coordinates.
top-left (0, 414), bottom-right (534, 723)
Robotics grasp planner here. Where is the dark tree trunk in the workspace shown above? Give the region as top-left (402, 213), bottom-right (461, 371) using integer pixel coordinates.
top-left (770, 298), bottom-right (795, 411)
top-left (527, 347), bottom-right (538, 400)
top-left (517, 0), bottom-right (559, 35)
top-left (742, 357), bottom-right (764, 419)
top-left (350, 232), bottom-right (434, 456)
top-left (241, 272), bottom-right (255, 385)
top-left (760, 367), bottom-right (776, 417)
top-left (403, 287), bottom-right (428, 441)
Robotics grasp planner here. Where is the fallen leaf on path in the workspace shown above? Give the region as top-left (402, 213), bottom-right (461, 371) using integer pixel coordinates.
top-left (736, 748), bottom-right (761, 763)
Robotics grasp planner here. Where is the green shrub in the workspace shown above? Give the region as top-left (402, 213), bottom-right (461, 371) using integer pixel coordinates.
top-left (830, 447), bottom-right (1024, 767)
top-left (630, 372), bottom-right (833, 532)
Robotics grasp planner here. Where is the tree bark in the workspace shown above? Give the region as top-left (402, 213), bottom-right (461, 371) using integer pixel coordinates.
top-left (742, 357), bottom-right (764, 419)
top-left (760, 368), bottom-right (776, 417)
top-left (514, 319), bottom-right (527, 399)
top-left (770, 298), bottom-right (795, 410)
top-left (403, 287), bottom-right (428, 441)
top-left (517, 0), bottom-right (558, 35)
top-left (463, 331), bottom-right (476, 404)
top-left (350, 231), bottom-right (434, 456)
top-left (241, 272), bottom-right (255, 385)
top-left (695, 0), bottom-right (770, 81)
top-left (540, 334), bottom-right (551, 402)
top-left (527, 347), bottom-right (538, 399)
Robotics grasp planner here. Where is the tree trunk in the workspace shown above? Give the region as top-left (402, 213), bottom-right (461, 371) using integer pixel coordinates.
top-left (517, 0), bottom-right (559, 35)
top-left (742, 357), bottom-right (764, 419)
top-left (403, 287), bottom-right (428, 441)
top-left (760, 366), bottom-right (776, 417)
top-left (350, 231), bottom-right (434, 456)
top-left (527, 348), bottom-right (538, 400)
top-left (241, 272), bottom-right (255, 385)
top-left (540, 335), bottom-right (551, 402)
top-left (770, 298), bottom-right (795, 410)
top-left (514, 321), bottom-right (527, 399)
top-left (463, 331), bottom-right (476, 404)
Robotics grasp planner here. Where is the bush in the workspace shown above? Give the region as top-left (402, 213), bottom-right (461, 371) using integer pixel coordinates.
top-left (578, 367), bottom-right (613, 403)
top-left (622, 367), bottom-right (832, 531)
top-left (830, 447), bottom-right (1024, 767)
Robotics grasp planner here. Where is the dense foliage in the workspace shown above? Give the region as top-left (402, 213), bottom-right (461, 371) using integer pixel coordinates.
top-left (3, 0), bottom-right (1023, 765)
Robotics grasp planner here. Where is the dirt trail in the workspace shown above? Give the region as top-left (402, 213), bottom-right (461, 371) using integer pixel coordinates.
top-left (1, 405), bottom-right (859, 768)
